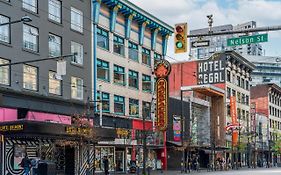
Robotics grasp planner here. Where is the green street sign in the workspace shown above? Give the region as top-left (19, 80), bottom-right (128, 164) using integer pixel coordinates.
top-left (227, 34), bottom-right (268, 46)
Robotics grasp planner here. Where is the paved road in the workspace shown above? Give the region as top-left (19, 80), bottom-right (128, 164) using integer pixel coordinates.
top-left (148, 168), bottom-right (281, 175)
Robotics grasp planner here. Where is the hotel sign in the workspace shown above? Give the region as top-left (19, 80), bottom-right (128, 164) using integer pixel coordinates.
top-left (197, 53), bottom-right (226, 85)
top-left (154, 59), bottom-right (171, 131)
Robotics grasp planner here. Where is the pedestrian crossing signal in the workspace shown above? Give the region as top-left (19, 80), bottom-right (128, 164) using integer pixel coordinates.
top-left (174, 23), bottom-right (187, 54)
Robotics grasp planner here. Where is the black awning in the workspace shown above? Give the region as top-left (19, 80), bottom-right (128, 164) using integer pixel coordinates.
top-left (166, 141), bottom-right (182, 147)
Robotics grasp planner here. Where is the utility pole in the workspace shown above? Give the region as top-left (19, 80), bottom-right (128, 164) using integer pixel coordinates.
top-left (142, 112), bottom-right (147, 175)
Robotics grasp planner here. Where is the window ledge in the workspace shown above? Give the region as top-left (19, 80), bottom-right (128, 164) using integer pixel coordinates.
top-left (97, 78), bottom-right (110, 83)
top-left (128, 86), bottom-right (139, 91)
top-left (0, 0), bottom-right (12, 6)
top-left (0, 41), bottom-right (12, 48)
top-left (22, 48), bottom-right (40, 55)
top-left (22, 7), bottom-right (39, 17)
top-left (128, 58), bottom-right (139, 63)
top-left (48, 19), bottom-right (63, 27)
top-left (113, 82), bottom-right (126, 87)
top-left (112, 52), bottom-right (125, 58)
top-left (70, 28), bottom-right (84, 35)
top-left (97, 46), bottom-right (110, 52)
top-left (141, 63), bottom-right (152, 68)
top-left (70, 62), bottom-right (84, 68)
top-left (142, 90), bottom-right (152, 94)
top-left (22, 88), bottom-right (38, 93)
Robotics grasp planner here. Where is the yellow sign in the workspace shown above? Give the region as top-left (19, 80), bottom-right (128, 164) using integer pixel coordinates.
top-left (156, 78), bottom-right (168, 131)
top-left (65, 126), bottom-right (92, 136)
top-left (116, 128), bottom-right (130, 138)
top-left (0, 125), bottom-right (24, 132)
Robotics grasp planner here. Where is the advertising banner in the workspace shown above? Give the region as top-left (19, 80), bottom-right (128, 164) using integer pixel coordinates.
top-left (230, 96), bottom-right (238, 146)
top-left (173, 115), bottom-right (181, 142)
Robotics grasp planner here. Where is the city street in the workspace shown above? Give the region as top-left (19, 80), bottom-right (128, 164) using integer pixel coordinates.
top-left (150, 168), bottom-right (281, 175)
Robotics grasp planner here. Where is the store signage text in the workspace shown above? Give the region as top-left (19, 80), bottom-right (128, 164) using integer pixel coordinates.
top-left (0, 124), bottom-right (24, 132)
top-left (197, 58), bottom-right (225, 85)
top-left (116, 128), bottom-right (131, 138)
top-left (156, 78), bottom-right (168, 131)
top-left (65, 126), bottom-right (92, 136)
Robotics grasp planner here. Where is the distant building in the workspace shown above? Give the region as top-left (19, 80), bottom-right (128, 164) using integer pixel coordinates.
top-left (190, 21), bottom-right (263, 60)
top-left (244, 55), bottom-right (281, 87)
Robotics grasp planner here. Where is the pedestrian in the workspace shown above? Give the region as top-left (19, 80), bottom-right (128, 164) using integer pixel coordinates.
top-left (19, 154), bottom-right (31, 175)
top-left (103, 156), bottom-right (109, 175)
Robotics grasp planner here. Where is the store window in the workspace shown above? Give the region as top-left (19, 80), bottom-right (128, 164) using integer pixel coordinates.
top-left (71, 41), bottom-right (83, 65)
top-left (114, 65), bottom-right (125, 86)
top-left (71, 76), bottom-right (83, 100)
top-left (48, 33), bottom-right (61, 57)
top-left (97, 59), bottom-right (109, 81)
top-left (0, 58), bottom-right (10, 85)
top-left (23, 0), bottom-right (37, 13)
top-left (23, 64), bottom-right (37, 91)
top-left (0, 15), bottom-right (10, 43)
top-left (142, 48), bottom-right (151, 66)
top-left (48, 0), bottom-right (61, 23)
top-left (128, 70), bottom-right (138, 89)
top-left (71, 7), bottom-right (83, 33)
top-left (95, 147), bottom-right (115, 172)
top-left (97, 91), bottom-right (110, 112)
top-left (128, 42), bottom-right (138, 61)
top-left (113, 35), bottom-right (125, 56)
top-left (97, 27), bottom-right (109, 50)
top-left (142, 101), bottom-right (151, 119)
top-left (142, 74), bottom-right (151, 92)
top-left (23, 24), bottom-right (39, 52)
top-left (114, 95), bottom-right (125, 115)
top-left (129, 98), bottom-right (139, 117)
top-left (48, 71), bottom-right (61, 95)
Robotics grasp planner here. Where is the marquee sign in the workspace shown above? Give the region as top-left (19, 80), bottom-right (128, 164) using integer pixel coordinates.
top-left (230, 96), bottom-right (238, 146)
top-left (154, 59), bottom-right (171, 131)
top-left (0, 125), bottom-right (24, 132)
top-left (197, 53), bottom-right (226, 85)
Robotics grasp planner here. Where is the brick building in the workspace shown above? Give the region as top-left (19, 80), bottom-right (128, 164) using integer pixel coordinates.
top-left (169, 51), bottom-right (255, 168)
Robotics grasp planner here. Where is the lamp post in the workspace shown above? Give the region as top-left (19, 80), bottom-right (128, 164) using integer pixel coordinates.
top-left (0, 16), bottom-right (32, 26)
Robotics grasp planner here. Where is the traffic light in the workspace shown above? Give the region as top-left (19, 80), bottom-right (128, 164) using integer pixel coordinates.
top-left (174, 23), bottom-right (187, 54)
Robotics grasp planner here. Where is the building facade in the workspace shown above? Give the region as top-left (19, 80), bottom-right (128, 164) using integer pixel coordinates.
top-left (190, 21), bottom-right (263, 60)
top-left (169, 51), bottom-right (255, 168)
top-left (92, 0), bottom-right (173, 173)
top-left (244, 55), bottom-right (281, 87)
top-left (251, 83), bottom-right (281, 166)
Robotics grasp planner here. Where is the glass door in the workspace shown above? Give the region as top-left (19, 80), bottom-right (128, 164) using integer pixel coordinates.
top-left (116, 151), bottom-right (125, 172)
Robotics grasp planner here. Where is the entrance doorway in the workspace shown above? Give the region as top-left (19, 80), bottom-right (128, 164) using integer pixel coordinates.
top-left (116, 151), bottom-right (125, 172)
top-left (65, 146), bottom-right (75, 175)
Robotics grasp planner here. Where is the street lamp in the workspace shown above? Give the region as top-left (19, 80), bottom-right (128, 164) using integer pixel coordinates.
top-left (0, 16), bottom-right (32, 26)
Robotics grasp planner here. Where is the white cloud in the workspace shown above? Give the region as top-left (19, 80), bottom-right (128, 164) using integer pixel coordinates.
top-left (129, 0), bottom-right (281, 60)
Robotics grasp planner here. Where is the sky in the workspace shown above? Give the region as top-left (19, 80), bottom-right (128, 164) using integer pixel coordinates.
top-left (129, 0), bottom-right (281, 62)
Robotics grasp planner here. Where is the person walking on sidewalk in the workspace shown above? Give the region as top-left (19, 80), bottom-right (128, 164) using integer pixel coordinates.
top-left (19, 155), bottom-right (31, 175)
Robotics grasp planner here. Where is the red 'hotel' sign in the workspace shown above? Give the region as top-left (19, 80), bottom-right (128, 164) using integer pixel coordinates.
top-left (154, 59), bottom-right (171, 131)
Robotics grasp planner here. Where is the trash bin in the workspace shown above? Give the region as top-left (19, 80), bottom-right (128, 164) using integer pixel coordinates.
top-left (38, 161), bottom-right (56, 175)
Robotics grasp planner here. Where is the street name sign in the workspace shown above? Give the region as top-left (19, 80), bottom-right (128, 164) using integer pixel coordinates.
top-left (191, 40), bottom-right (210, 48)
top-left (227, 34), bottom-right (268, 46)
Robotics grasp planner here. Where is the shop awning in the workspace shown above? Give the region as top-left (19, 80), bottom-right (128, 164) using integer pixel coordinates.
top-left (181, 84), bottom-right (224, 97)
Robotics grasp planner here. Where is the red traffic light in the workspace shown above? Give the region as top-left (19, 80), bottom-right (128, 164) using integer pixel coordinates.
top-left (176, 26), bottom-right (183, 33)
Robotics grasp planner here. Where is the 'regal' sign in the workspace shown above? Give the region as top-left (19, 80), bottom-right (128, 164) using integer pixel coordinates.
top-left (197, 53), bottom-right (226, 85)
top-left (154, 59), bottom-right (171, 131)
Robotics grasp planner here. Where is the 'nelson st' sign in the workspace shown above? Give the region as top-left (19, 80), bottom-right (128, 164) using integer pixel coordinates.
top-left (197, 53), bottom-right (226, 85)
top-left (227, 33), bottom-right (268, 47)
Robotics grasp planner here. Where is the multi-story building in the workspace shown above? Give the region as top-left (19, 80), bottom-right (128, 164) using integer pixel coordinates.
top-left (0, 0), bottom-right (173, 174)
top-left (168, 51), bottom-right (255, 168)
top-left (251, 83), bottom-right (281, 165)
top-left (244, 55), bottom-right (281, 87)
top-left (190, 21), bottom-right (263, 60)
top-left (92, 0), bottom-right (173, 173)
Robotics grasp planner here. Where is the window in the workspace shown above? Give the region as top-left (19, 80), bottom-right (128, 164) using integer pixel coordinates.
top-left (128, 42), bottom-right (138, 61)
top-left (237, 108), bottom-right (241, 119)
top-left (71, 41), bottom-right (83, 65)
top-left (23, 24), bottom-right (39, 52)
top-left (48, 71), bottom-right (61, 95)
top-left (71, 77), bottom-right (83, 100)
top-left (154, 52), bottom-right (161, 65)
top-left (242, 93), bottom-right (245, 104)
top-left (71, 7), bottom-right (83, 33)
top-left (114, 95), bottom-right (125, 115)
top-left (232, 89), bottom-right (236, 97)
top-left (129, 98), bottom-right (139, 117)
top-left (237, 92), bottom-right (241, 103)
top-left (128, 70), bottom-right (138, 89)
top-left (48, 34), bottom-right (61, 57)
top-left (97, 91), bottom-right (110, 112)
top-left (142, 74), bottom-right (151, 92)
top-left (113, 35), bottom-right (125, 56)
top-left (142, 48), bottom-right (151, 66)
top-left (241, 78), bottom-right (245, 89)
top-left (245, 95), bottom-right (249, 105)
top-left (143, 101), bottom-right (151, 119)
top-left (227, 70), bottom-right (231, 82)
top-left (97, 59), bottom-right (109, 81)
top-left (97, 27), bottom-right (109, 50)
top-left (227, 87), bottom-right (231, 99)
top-left (113, 65), bottom-right (125, 86)
top-left (48, 0), bottom-right (61, 23)
top-left (227, 105), bottom-right (230, 116)
top-left (237, 76), bottom-right (241, 87)
top-left (23, 65), bottom-right (37, 91)
top-left (245, 80), bottom-right (249, 90)
top-left (0, 15), bottom-right (10, 43)
top-left (0, 58), bottom-right (10, 85)
top-left (23, 0), bottom-right (37, 13)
